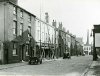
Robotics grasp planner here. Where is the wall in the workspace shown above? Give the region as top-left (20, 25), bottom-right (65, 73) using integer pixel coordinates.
top-left (2, 2), bottom-right (36, 64)
top-left (0, 2), bottom-right (4, 41)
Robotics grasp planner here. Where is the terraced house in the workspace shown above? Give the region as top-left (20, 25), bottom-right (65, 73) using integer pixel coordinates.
top-left (0, 0), bottom-right (84, 64)
top-left (0, 0), bottom-right (36, 64)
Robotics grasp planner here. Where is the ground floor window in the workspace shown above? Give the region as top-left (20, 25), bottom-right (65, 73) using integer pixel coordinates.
top-left (13, 43), bottom-right (17, 56)
top-left (26, 45), bottom-right (29, 56)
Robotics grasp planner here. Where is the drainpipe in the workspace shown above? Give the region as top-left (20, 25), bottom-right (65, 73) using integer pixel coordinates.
top-left (2, 1), bottom-right (6, 64)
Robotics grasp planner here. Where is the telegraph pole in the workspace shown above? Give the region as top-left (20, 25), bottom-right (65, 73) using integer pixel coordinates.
top-left (40, 0), bottom-right (42, 55)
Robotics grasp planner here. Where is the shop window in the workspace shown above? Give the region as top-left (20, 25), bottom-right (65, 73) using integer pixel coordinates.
top-left (13, 43), bottom-right (17, 55)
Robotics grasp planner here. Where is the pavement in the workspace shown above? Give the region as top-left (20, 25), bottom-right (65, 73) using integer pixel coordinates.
top-left (84, 57), bottom-right (100, 76)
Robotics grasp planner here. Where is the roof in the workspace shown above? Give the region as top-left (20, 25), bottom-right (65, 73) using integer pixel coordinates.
top-left (8, 1), bottom-right (36, 18)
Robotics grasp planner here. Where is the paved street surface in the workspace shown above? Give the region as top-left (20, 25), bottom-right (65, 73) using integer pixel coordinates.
top-left (85, 57), bottom-right (100, 76)
top-left (0, 55), bottom-right (92, 76)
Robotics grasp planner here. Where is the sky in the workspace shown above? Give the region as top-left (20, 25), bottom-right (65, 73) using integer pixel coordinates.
top-left (18, 0), bottom-right (100, 44)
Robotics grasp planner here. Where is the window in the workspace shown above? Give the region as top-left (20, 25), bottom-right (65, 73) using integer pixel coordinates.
top-left (20, 23), bottom-right (23, 35)
top-left (28, 33), bottom-right (31, 41)
top-left (28, 15), bottom-right (31, 28)
top-left (28, 15), bottom-right (31, 22)
top-left (28, 26), bottom-right (31, 33)
top-left (28, 33), bottom-right (30, 38)
top-left (87, 47), bottom-right (88, 50)
top-left (13, 43), bottom-right (17, 55)
top-left (84, 48), bottom-right (85, 50)
top-left (89, 47), bottom-right (91, 50)
top-left (13, 21), bottom-right (17, 35)
top-left (13, 6), bottom-right (17, 15)
top-left (20, 10), bottom-right (23, 18)
top-left (26, 45), bottom-right (29, 56)
top-left (28, 23), bottom-right (31, 27)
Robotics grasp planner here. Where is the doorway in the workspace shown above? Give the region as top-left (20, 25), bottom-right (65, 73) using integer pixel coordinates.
top-left (20, 45), bottom-right (25, 61)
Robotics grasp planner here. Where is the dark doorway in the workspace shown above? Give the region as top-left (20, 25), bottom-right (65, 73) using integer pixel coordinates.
top-left (4, 48), bottom-right (8, 64)
top-left (20, 45), bottom-right (25, 61)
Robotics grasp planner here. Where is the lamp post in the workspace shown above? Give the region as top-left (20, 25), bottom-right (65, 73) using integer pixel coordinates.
top-left (92, 29), bottom-right (97, 61)
top-left (28, 35), bottom-right (32, 57)
top-left (39, 0), bottom-right (42, 56)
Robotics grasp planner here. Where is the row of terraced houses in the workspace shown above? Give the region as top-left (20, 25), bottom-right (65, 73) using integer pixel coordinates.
top-left (0, 0), bottom-right (84, 64)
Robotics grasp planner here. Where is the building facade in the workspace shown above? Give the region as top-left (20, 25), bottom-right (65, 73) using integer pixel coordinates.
top-left (0, 0), bottom-right (84, 64)
top-left (83, 30), bottom-right (91, 55)
top-left (0, 0), bottom-right (36, 64)
top-left (83, 44), bottom-right (91, 55)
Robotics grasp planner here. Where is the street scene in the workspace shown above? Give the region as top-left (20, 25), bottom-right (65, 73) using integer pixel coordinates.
top-left (0, 0), bottom-right (100, 76)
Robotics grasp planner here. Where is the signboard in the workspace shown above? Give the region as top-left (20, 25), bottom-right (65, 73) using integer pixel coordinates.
top-left (95, 33), bottom-right (100, 47)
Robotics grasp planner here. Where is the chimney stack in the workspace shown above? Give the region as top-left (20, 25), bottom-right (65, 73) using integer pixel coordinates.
top-left (45, 12), bottom-right (49, 23)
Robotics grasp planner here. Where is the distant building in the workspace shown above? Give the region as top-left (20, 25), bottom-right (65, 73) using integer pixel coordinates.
top-left (83, 30), bottom-right (92, 55)
top-left (76, 37), bottom-right (84, 55)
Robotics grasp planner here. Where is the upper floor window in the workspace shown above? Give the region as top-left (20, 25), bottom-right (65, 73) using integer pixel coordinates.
top-left (20, 10), bottom-right (23, 18)
top-left (20, 23), bottom-right (23, 35)
top-left (13, 21), bottom-right (17, 35)
top-left (28, 26), bottom-right (31, 33)
top-left (13, 6), bottom-right (17, 15)
top-left (28, 15), bottom-right (31, 22)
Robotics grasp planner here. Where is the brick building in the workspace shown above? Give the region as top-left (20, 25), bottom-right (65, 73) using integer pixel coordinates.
top-left (0, 0), bottom-right (36, 64)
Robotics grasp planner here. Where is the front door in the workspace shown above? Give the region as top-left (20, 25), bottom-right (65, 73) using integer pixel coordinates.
top-left (20, 45), bottom-right (26, 61)
top-left (4, 48), bottom-right (8, 64)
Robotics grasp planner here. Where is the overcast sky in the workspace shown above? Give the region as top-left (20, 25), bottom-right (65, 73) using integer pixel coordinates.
top-left (18, 0), bottom-right (100, 43)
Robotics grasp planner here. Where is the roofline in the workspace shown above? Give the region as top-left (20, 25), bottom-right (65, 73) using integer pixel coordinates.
top-left (7, 1), bottom-right (36, 18)
top-left (3, 1), bottom-right (83, 45)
